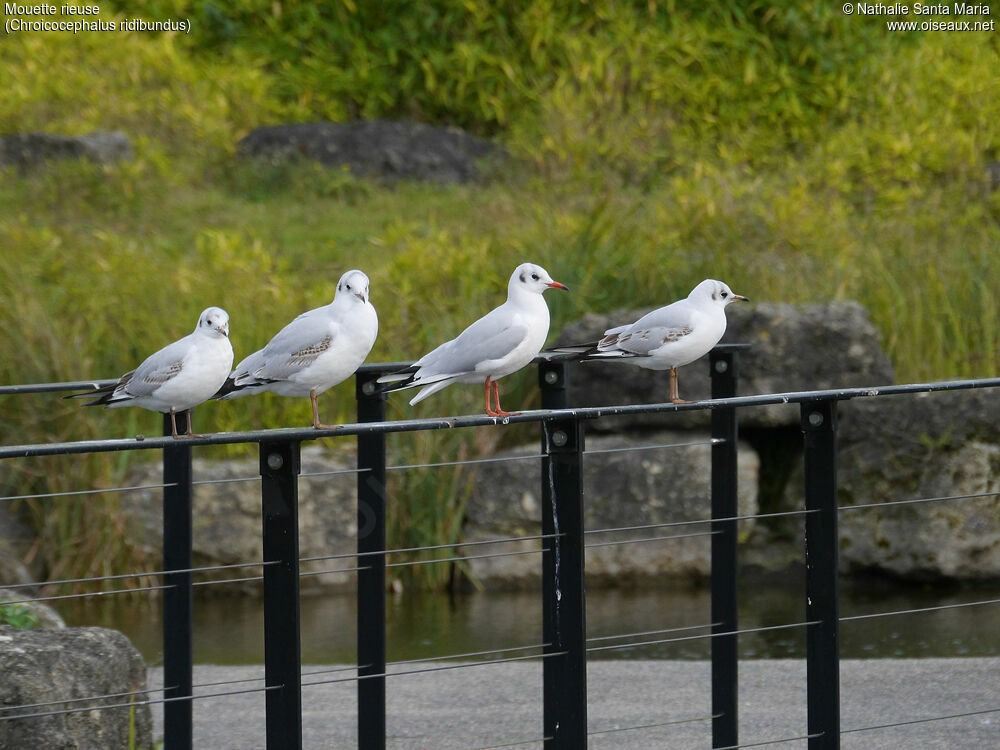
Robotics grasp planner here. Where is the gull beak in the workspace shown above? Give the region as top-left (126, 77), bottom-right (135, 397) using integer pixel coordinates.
top-left (354, 292), bottom-right (367, 303)
top-left (732, 294), bottom-right (749, 302)
top-left (217, 323), bottom-right (230, 337)
top-left (546, 281), bottom-right (569, 292)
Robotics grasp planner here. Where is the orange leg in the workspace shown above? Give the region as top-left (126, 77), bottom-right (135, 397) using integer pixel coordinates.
top-left (173, 409), bottom-right (205, 439)
top-left (669, 367), bottom-right (691, 405)
top-left (311, 389), bottom-right (341, 430)
top-left (491, 379), bottom-right (518, 417)
top-left (484, 376), bottom-right (500, 417)
top-left (169, 409), bottom-right (181, 438)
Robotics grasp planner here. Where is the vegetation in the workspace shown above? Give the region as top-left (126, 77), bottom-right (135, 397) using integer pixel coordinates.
top-left (0, 603), bottom-right (42, 629)
top-left (1, 1), bottom-right (998, 589)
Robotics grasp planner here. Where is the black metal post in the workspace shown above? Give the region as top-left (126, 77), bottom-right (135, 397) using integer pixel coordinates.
top-left (709, 349), bottom-right (740, 748)
top-left (260, 439), bottom-right (303, 750)
top-left (539, 360), bottom-right (568, 411)
top-left (162, 411), bottom-right (193, 750)
top-left (801, 399), bottom-right (840, 750)
top-left (541, 410), bottom-right (587, 749)
top-left (356, 372), bottom-right (387, 750)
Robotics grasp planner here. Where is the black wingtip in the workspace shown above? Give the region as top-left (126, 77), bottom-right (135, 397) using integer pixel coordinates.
top-left (64, 384), bottom-right (114, 406)
top-left (212, 377), bottom-right (238, 400)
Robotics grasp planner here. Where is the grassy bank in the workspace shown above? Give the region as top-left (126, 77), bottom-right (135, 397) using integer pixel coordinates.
top-left (1, 2), bottom-right (998, 588)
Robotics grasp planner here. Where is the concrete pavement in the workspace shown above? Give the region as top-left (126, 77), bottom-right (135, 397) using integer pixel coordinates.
top-left (147, 658), bottom-right (1000, 749)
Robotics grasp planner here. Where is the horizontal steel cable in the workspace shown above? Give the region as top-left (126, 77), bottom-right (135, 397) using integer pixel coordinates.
top-left (840, 489), bottom-right (1000, 512)
top-left (0, 482), bottom-right (174, 503)
top-left (584, 507), bottom-right (818, 537)
top-left (841, 596), bottom-right (1000, 622)
top-left (0, 559), bottom-right (276, 593)
top-left (0, 683), bottom-right (280, 722)
top-left (1, 583), bottom-right (171, 606)
top-left (300, 532), bottom-right (561, 564)
top-left (584, 529), bottom-right (718, 549)
top-left (586, 620), bottom-right (820, 654)
top-left (387, 453), bottom-right (546, 471)
top-left (840, 705), bottom-right (1000, 734)
top-left (583, 438), bottom-right (723, 456)
top-left (586, 622), bottom-right (718, 643)
top-left (302, 651), bottom-right (566, 689)
top-left (387, 546), bottom-right (546, 569)
top-left (587, 713), bottom-right (719, 736)
top-left (465, 736), bottom-right (553, 750)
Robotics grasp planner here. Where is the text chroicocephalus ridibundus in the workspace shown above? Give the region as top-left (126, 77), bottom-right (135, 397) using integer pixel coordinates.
top-left (215, 269), bottom-right (378, 429)
top-left (559, 279), bottom-right (748, 403)
top-left (378, 262), bottom-right (568, 417)
top-left (68, 307), bottom-right (234, 438)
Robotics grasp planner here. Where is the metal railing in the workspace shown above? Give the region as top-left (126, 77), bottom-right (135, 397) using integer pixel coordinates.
top-left (2, 347), bottom-right (1000, 749)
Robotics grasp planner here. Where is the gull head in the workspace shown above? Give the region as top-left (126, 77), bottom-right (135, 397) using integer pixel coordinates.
top-left (509, 262), bottom-right (569, 297)
top-left (689, 279), bottom-right (749, 309)
top-left (197, 307), bottom-right (230, 338)
top-left (335, 269), bottom-right (371, 305)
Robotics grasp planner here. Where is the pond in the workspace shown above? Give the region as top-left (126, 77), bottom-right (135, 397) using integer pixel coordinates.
top-left (56, 574), bottom-right (1000, 665)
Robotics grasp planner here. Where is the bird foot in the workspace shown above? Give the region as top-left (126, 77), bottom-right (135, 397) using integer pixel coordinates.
top-left (485, 407), bottom-right (518, 418)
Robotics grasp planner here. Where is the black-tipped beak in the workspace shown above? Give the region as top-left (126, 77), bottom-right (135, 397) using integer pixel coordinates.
top-left (547, 281), bottom-right (569, 292)
top-left (732, 294), bottom-right (749, 302)
top-left (354, 292), bottom-right (367, 303)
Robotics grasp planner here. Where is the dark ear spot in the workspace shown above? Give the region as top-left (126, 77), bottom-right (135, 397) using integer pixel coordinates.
top-left (519, 272), bottom-right (526, 283)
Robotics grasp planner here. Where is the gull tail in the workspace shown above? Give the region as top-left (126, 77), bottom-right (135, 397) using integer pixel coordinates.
top-left (214, 374), bottom-right (278, 400)
top-left (64, 373), bottom-right (132, 407)
top-left (540, 341), bottom-right (600, 360)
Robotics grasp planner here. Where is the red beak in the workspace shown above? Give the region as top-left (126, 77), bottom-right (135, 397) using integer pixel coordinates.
top-left (546, 281), bottom-right (569, 291)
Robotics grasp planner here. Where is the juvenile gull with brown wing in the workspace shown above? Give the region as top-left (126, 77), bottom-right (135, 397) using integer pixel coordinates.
top-left (558, 279), bottom-right (747, 404)
top-left (68, 307), bottom-right (234, 438)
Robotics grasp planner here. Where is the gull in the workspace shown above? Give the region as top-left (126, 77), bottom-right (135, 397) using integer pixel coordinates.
top-left (556, 279), bottom-right (748, 404)
top-left (68, 307), bottom-right (234, 438)
top-left (215, 269), bottom-right (378, 429)
top-left (378, 263), bottom-right (568, 417)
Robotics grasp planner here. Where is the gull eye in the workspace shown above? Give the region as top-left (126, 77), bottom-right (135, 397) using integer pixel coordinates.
top-left (531, 273), bottom-right (539, 281)
top-left (346, 284), bottom-right (352, 290)
top-left (721, 291), bottom-right (728, 298)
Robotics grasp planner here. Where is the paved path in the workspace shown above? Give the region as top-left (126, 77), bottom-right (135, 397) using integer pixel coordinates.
top-left (148, 659), bottom-right (1000, 749)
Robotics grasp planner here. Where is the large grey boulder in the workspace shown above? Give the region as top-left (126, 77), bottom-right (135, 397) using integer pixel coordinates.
top-left (554, 300), bottom-right (893, 430)
top-left (460, 430), bottom-right (759, 589)
top-left (782, 392), bottom-right (1000, 579)
top-left (120, 445), bottom-right (358, 591)
top-left (0, 625), bottom-right (152, 749)
top-left (238, 120), bottom-right (504, 183)
top-left (0, 131), bottom-right (133, 168)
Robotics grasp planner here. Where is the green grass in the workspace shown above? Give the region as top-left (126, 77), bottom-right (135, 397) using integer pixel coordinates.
top-left (1, 2), bottom-right (998, 589)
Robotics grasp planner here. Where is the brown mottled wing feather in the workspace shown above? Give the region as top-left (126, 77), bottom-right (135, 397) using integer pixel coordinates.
top-left (286, 336), bottom-right (332, 368)
top-left (600, 326), bottom-right (694, 356)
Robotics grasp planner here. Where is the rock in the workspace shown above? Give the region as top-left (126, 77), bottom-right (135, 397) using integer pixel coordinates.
top-left (0, 131), bottom-right (133, 168)
top-left (0, 589), bottom-right (65, 629)
top-left (554, 300), bottom-right (893, 430)
top-left (0, 625), bottom-right (152, 749)
top-left (460, 430), bottom-right (759, 589)
top-left (837, 393), bottom-right (1000, 580)
top-left (781, 392), bottom-right (1000, 580)
top-left (237, 120), bottom-right (504, 183)
top-left (119, 445), bottom-right (358, 592)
